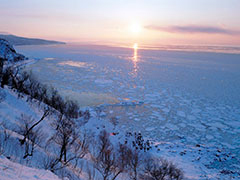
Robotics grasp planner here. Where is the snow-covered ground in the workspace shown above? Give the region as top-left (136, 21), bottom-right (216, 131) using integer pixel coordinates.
top-left (13, 44), bottom-right (240, 179)
top-left (0, 155), bottom-right (60, 180)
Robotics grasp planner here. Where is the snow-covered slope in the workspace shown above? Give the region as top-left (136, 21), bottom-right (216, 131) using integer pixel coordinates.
top-left (0, 39), bottom-right (25, 62)
top-left (0, 155), bottom-right (60, 180)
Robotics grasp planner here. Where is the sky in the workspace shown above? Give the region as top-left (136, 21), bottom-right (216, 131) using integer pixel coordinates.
top-left (0, 0), bottom-right (240, 46)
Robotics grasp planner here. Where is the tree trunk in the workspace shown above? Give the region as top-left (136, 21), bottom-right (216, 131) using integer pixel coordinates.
top-left (112, 170), bottom-right (122, 180)
top-left (20, 110), bottom-right (49, 145)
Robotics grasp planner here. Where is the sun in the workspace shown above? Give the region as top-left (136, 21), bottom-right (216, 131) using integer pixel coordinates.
top-left (133, 43), bottom-right (138, 49)
top-left (130, 23), bottom-right (142, 34)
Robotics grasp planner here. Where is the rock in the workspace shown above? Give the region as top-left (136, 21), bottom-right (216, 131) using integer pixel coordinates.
top-left (0, 39), bottom-right (25, 62)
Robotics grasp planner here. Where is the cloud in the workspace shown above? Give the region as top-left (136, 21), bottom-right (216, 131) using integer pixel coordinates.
top-left (145, 25), bottom-right (240, 35)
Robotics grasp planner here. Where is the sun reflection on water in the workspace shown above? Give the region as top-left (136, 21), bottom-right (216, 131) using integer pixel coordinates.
top-left (132, 43), bottom-right (139, 74)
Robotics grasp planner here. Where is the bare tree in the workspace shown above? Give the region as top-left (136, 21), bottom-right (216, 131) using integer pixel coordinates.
top-left (91, 130), bottom-right (115, 180)
top-left (91, 130), bottom-right (130, 180)
top-left (0, 88), bottom-right (5, 103)
top-left (49, 115), bottom-right (88, 170)
top-left (0, 58), bottom-right (3, 83)
top-left (5, 66), bottom-right (22, 91)
top-left (64, 99), bottom-right (79, 118)
top-left (72, 159), bottom-right (85, 179)
top-left (23, 127), bottom-right (43, 159)
top-left (50, 116), bottom-right (75, 163)
top-left (42, 152), bottom-right (61, 172)
top-left (140, 157), bottom-right (183, 180)
top-left (0, 122), bottom-right (12, 155)
top-left (87, 162), bottom-right (96, 180)
top-left (112, 143), bottom-right (132, 180)
top-left (1, 66), bottom-right (12, 88)
top-left (44, 116), bottom-right (88, 173)
top-left (128, 148), bottom-right (141, 180)
top-left (0, 66), bottom-right (85, 121)
top-left (14, 71), bottom-right (30, 96)
top-left (110, 117), bottom-right (118, 130)
top-left (16, 114), bottom-right (44, 159)
top-left (27, 75), bottom-right (42, 101)
top-left (18, 108), bottom-right (50, 146)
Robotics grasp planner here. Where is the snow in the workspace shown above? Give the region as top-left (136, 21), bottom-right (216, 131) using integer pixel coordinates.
top-left (146, 127), bottom-right (155, 131)
top-left (0, 88), bottom-right (53, 135)
top-left (0, 156), bottom-right (60, 180)
top-left (134, 118), bottom-right (140, 121)
top-left (177, 111), bottom-right (186, 117)
top-left (58, 61), bottom-right (88, 68)
top-left (187, 115), bottom-right (196, 120)
top-left (0, 39), bottom-right (25, 62)
top-left (94, 79), bottom-right (113, 84)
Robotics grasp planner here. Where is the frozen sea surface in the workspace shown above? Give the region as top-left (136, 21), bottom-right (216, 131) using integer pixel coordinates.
top-left (16, 44), bottom-right (240, 177)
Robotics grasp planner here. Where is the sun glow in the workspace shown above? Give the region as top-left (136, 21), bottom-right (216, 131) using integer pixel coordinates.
top-left (133, 43), bottom-right (138, 49)
top-left (130, 23), bottom-right (142, 34)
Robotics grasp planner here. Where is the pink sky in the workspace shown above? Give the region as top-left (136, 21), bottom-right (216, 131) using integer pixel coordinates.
top-left (0, 0), bottom-right (240, 46)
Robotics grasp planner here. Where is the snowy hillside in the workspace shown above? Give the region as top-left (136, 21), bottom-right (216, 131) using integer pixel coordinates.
top-left (0, 39), bottom-right (63, 180)
top-left (0, 155), bottom-right (60, 180)
top-left (0, 39), bottom-right (25, 62)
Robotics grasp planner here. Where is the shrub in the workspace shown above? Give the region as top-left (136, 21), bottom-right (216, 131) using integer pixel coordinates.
top-left (140, 157), bottom-right (183, 180)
